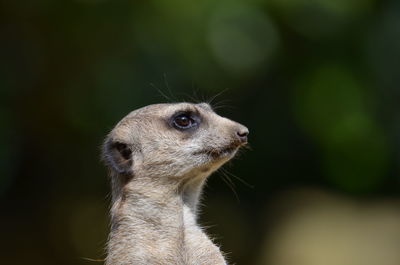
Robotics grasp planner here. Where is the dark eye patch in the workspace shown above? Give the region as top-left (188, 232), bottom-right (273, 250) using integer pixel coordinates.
top-left (170, 110), bottom-right (201, 131)
top-left (174, 114), bottom-right (193, 129)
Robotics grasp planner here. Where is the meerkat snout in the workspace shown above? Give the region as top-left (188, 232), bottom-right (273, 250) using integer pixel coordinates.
top-left (236, 127), bottom-right (249, 143)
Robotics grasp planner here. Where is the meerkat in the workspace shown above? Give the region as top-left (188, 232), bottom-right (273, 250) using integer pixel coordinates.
top-left (102, 102), bottom-right (249, 265)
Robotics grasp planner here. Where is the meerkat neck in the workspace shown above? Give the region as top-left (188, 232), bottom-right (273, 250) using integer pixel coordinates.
top-left (107, 175), bottom-right (187, 265)
top-left (106, 172), bottom-right (227, 265)
top-left (179, 173), bottom-right (227, 265)
top-left (181, 173), bottom-right (209, 214)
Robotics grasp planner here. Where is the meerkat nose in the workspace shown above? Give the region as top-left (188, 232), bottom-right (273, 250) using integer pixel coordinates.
top-left (236, 126), bottom-right (249, 144)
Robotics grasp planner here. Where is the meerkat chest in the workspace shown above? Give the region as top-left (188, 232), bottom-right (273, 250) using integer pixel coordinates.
top-left (183, 206), bottom-right (227, 265)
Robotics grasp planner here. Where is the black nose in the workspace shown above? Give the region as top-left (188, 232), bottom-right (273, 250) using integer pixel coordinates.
top-left (237, 129), bottom-right (249, 143)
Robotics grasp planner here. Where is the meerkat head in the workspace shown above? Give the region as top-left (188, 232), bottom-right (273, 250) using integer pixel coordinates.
top-left (102, 102), bottom-right (248, 183)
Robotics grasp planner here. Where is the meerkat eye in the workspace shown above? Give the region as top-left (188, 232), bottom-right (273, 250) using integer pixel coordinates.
top-left (173, 114), bottom-right (197, 130)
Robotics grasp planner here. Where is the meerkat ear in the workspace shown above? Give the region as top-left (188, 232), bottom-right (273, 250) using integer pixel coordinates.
top-left (102, 138), bottom-right (133, 176)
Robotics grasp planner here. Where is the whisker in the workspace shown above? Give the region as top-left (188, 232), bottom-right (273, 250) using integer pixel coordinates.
top-left (163, 73), bottom-right (178, 102)
top-left (182, 92), bottom-right (201, 103)
top-left (206, 88), bottom-right (230, 106)
top-left (220, 167), bottom-right (254, 189)
top-left (81, 257), bottom-right (105, 262)
top-left (211, 99), bottom-right (235, 111)
top-left (150, 83), bottom-right (173, 103)
top-left (218, 168), bottom-right (240, 203)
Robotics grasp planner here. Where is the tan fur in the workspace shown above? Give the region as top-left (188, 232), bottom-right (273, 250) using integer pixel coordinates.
top-left (102, 103), bottom-right (248, 265)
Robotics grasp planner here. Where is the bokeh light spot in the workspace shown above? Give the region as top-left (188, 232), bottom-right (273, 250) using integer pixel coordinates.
top-left (208, 1), bottom-right (279, 74)
top-left (293, 64), bottom-right (389, 192)
top-left (269, 0), bottom-right (375, 38)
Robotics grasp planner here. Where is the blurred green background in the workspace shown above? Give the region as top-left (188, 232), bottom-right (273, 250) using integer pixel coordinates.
top-left (1, 0), bottom-right (400, 264)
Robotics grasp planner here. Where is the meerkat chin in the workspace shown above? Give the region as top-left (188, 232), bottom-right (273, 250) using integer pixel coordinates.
top-left (102, 102), bottom-right (248, 265)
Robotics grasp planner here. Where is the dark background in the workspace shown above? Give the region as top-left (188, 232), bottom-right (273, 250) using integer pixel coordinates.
top-left (1, 0), bottom-right (400, 264)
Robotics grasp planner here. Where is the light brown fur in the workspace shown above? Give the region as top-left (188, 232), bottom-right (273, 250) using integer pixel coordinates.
top-left (102, 102), bottom-right (248, 265)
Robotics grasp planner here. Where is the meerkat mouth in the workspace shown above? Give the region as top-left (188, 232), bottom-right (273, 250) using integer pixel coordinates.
top-left (194, 143), bottom-right (242, 159)
top-left (210, 146), bottom-right (238, 158)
